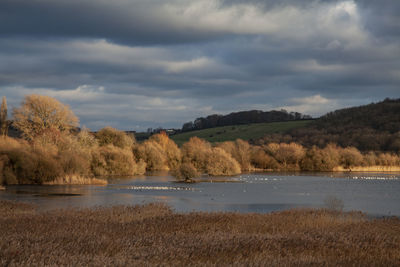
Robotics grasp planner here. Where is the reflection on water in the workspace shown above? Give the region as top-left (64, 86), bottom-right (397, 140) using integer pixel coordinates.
top-left (0, 172), bottom-right (399, 216)
top-left (111, 185), bottom-right (196, 191)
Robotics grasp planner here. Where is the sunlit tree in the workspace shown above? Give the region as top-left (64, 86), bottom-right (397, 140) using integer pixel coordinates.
top-left (13, 95), bottom-right (79, 140)
top-left (96, 126), bottom-right (134, 149)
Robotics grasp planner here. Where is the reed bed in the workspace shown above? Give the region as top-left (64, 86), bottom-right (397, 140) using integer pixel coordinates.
top-left (43, 175), bottom-right (107, 185)
top-left (1, 200), bottom-right (399, 266)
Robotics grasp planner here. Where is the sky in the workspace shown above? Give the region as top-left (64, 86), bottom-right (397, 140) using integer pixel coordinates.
top-left (1, 0), bottom-right (399, 131)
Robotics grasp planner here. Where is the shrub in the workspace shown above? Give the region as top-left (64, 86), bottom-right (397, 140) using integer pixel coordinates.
top-left (134, 141), bottom-right (167, 171)
top-left (339, 147), bottom-right (363, 168)
top-left (33, 151), bottom-right (64, 183)
top-left (91, 145), bottom-right (138, 176)
top-left (77, 128), bottom-right (98, 148)
top-left (148, 132), bottom-right (181, 170)
top-left (300, 145), bottom-right (340, 171)
top-left (135, 159), bottom-right (147, 175)
top-left (218, 139), bottom-right (252, 171)
top-left (58, 151), bottom-right (91, 177)
top-left (96, 127), bottom-right (135, 149)
top-left (363, 152), bottom-right (378, 166)
top-left (0, 148), bottom-right (63, 184)
top-left (181, 137), bottom-right (212, 173)
top-left (172, 162), bottom-right (200, 182)
top-left (250, 147), bottom-right (279, 170)
top-left (266, 142), bottom-right (305, 170)
top-left (206, 147), bottom-right (241, 176)
top-left (32, 130), bottom-right (85, 156)
top-left (376, 152), bottom-right (400, 166)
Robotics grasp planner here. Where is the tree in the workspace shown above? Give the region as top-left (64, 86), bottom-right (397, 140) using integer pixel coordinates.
top-left (13, 95), bottom-right (79, 140)
top-left (266, 142), bottom-right (305, 169)
top-left (0, 96), bottom-right (8, 137)
top-left (96, 127), bottom-right (135, 149)
top-left (339, 147), bottom-right (363, 168)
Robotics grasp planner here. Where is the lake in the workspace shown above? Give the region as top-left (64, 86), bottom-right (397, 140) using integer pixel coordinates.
top-left (1, 172), bottom-right (400, 216)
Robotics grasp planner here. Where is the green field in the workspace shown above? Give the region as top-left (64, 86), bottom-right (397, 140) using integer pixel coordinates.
top-left (170, 120), bottom-right (313, 146)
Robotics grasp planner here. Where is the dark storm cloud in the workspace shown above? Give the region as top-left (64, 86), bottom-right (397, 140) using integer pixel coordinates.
top-left (0, 0), bottom-right (225, 45)
top-left (0, 0), bottom-right (399, 130)
top-left (356, 0), bottom-right (400, 41)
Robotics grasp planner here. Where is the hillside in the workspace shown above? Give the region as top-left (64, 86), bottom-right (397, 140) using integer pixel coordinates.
top-left (170, 120), bottom-right (313, 146)
top-left (182, 109), bottom-right (311, 132)
top-left (257, 98), bottom-right (400, 152)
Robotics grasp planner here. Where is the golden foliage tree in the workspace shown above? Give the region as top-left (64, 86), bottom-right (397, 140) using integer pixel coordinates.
top-left (206, 147), bottom-right (241, 176)
top-left (149, 132), bottom-right (181, 170)
top-left (13, 95), bottom-right (79, 140)
top-left (181, 137), bottom-right (241, 176)
top-left (339, 147), bottom-right (363, 168)
top-left (96, 127), bottom-right (135, 149)
top-left (181, 137), bottom-right (212, 172)
top-left (218, 139), bottom-right (252, 171)
top-left (266, 142), bottom-right (305, 169)
top-left (250, 147), bottom-right (279, 170)
top-left (300, 144), bottom-right (340, 171)
top-left (135, 141), bottom-right (167, 171)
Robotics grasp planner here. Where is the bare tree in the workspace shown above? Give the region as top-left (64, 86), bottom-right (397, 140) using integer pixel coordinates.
top-left (13, 95), bottom-right (79, 140)
top-left (0, 96), bottom-right (8, 137)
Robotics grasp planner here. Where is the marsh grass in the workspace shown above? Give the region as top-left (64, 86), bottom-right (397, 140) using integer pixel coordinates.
top-left (43, 175), bottom-right (107, 185)
top-left (1, 201), bottom-right (399, 266)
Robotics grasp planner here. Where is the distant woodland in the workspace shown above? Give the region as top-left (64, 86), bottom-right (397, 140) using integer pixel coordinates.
top-left (256, 98), bottom-right (400, 152)
top-left (182, 110), bottom-right (312, 132)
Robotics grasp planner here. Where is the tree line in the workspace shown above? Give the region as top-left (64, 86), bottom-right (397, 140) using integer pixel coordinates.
top-left (182, 110), bottom-right (312, 132)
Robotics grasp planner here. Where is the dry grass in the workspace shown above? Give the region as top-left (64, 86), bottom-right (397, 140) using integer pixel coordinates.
top-left (333, 166), bottom-right (400, 172)
top-left (1, 201), bottom-right (399, 266)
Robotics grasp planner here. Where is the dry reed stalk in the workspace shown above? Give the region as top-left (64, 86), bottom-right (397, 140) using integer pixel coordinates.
top-left (1, 201), bottom-right (399, 266)
top-left (43, 175), bottom-right (107, 185)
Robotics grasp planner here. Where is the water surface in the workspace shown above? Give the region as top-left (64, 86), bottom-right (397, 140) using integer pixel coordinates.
top-left (1, 172), bottom-right (399, 216)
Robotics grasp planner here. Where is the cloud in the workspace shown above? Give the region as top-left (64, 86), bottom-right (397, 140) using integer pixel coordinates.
top-left (0, 0), bottom-right (371, 47)
top-left (0, 0), bottom-right (399, 130)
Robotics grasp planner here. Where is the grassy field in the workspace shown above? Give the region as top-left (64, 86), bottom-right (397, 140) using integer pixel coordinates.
top-left (170, 120), bottom-right (313, 145)
top-left (1, 200), bottom-right (399, 266)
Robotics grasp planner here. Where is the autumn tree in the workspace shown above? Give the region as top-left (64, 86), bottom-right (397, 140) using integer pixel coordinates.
top-left (13, 95), bottom-right (79, 140)
top-left (339, 147), bottom-right (363, 168)
top-left (181, 137), bottom-right (212, 172)
top-left (206, 147), bottom-right (241, 176)
top-left (0, 96), bottom-right (8, 137)
top-left (217, 139), bottom-right (252, 171)
top-left (96, 127), bottom-right (135, 149)
top-left (149, 132), bottom-right (181, 170)
top-left (135, 140), bottom-right (167, 171)
top-left (300, 145), bottom-right (340, 171)
top-left (266, 142), bottom-right (305, 169)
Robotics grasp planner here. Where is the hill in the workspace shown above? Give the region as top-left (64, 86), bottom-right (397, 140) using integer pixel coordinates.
top-left (181, 109), bottom-right (311, 132)
top-left (170, 120), bottom-right (313, 146)
top-left (257, 98), bottom-right (400, 152)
